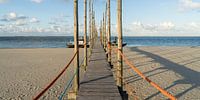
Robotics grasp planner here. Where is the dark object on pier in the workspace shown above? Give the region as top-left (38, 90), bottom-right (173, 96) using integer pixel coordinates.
top-left (67, 36), bottom-right (90, 48)
top-left (111, 36), bottom-right (127, 47)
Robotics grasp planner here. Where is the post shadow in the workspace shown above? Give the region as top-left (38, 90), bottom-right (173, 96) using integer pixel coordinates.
top-left (130, 47), bottom-right (200, 99)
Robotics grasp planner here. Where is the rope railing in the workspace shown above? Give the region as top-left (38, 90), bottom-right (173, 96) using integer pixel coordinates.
top-left (58, 53), bottom-right (88, 100)
top-left (107, 43), bottom-right (176, 100)
top-left (34, 36), bottom-right (97, 100)
top-left (58, 67), bottom-right (78, 100)
top-left (33, 50), bottom-right (78, 100)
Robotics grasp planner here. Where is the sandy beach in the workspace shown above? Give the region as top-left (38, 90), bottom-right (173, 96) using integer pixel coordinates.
top-left (111, 46), bottom-right (200, 100)
top-left (0, 48), bottom-right (85, 100)
top-left (0, 47), bottom-right (199, 100)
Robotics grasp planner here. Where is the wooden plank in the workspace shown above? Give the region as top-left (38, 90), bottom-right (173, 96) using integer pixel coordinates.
top-left (77, 40), bottom-right (122, 100)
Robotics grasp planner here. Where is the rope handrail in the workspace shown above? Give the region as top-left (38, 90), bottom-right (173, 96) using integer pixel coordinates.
top-left (108, 43), bottom-right (176, 100)
top-left (59, 36), bottom-right (96, 96)
top-left (59, 36), bottom-right (97, 100)
top-left (58, 54), bottom-right (88, 100)
top-left (33, 50), bottom-right (78, 100)
top-left (34, 36), bottom-right (95, 100)
top-left (58, 68), bottom-right (78, 100)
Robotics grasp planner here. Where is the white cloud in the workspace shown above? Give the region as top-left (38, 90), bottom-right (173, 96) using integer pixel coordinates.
top-left (1, 12), bottom-right (28, 22)
top-left (31, 0), bottom-right (43, 3)
top-left (0, 12), bottom-right (41, 27)
top-left (0, 12), bottom-right (73, 34)
top-left (30, 17), bottom-right (40, 23)
top-left (129, 21), bottom-right (175, 32)
top-left (188, 22), bottom-right (200, 28)
top-left (1, 12), bottom-right (17, 21)
top-left (159, 22), bottom-right (175, 30)
top-left (124, 21), bottom-right (200, 36)
top-left (179, 0), bottom-right (200, 11)
top-left (14, 20), bottom-right (28, 26)
top-left (9, 12), bottom-right (17, 19)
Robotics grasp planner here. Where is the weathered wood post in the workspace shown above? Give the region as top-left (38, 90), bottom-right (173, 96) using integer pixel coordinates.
top-left (73, 0), bottom-right (79, 94)
top-left (102, 12), bottom-right (105, 47)
top-left (91, 0), bottom-right (94, 49)
top-left (117, 0), bottom-right (123, 89)
top-left (107, 0), bottom-right (111, 64)
top-left (93, 12), bottom-right (96, 41)
top-left (89, 0), bottom-right (92, 56)
top-left (92, 10), bottom-right (95, 47)
top-left (84, 0), bottom-right (87, 70)
top-left (68, 0), bottom-right (79, 99)
top-left (104, 4), bottom-right (107, 50)
top-left (100, 20), bottom-right (102, 44)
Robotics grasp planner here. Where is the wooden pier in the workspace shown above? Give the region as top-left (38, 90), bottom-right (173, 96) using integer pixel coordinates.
top-left (77, 40), bottom-right (122, 100)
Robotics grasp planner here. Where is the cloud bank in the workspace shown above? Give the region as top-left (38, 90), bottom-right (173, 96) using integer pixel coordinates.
top-left (123, 21), bottom-right (200, 36)
top-left (179, 0), bottom-right (200, 11)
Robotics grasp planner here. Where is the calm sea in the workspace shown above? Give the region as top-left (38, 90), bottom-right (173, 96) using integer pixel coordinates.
top-left (0, 36), bottom-right (200, 48)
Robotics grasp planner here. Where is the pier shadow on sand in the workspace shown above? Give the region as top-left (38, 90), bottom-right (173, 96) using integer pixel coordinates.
top-left (129, 47), bottom-right (200, 99)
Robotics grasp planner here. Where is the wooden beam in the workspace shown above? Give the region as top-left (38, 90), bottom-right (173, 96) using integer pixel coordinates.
top-left (84, 0), bottom-right (87, 70)
top-left (104, 3), bottom-right (107, 50)
top-left (89, 0), bottom-right (92, 56)
top-left (102, 12), bottom-right (105, 47)
top-left (107, 0), bottom-right (111, 63)
top-left (73, 0), bottom-right (79, 92)
top-left (117, 0), bottom-right (123, 88)
top-left (100, 20), bottom-right (102, 44)
top-left (70, 0), bottom-right (79, 99)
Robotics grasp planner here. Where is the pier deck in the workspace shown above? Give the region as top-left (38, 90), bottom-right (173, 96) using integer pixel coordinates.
top-left (77, 40), bottom-right (122, 100)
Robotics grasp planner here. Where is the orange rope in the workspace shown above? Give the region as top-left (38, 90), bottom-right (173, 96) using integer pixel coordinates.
top-left (109, 44), bottom-right (176, 100)
top-left (33, 50), bottom-right (78, 100)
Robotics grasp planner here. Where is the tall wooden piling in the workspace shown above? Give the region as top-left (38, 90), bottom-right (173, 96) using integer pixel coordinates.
top-left (107, 0), bottom-right (111, 63)
top-left (84, 0), bottom-right (87, 70)
top-left (104, 3), bottom-right (107, 50)
top-left (117, 0), bottom-right (123, 88)
top-left (100, 20), bottom-right (102, 44)
top-left (70, 0), bottom-right (79, 99)
top-left (91, 0), bottom-right (94, 49)
top-left (89, 0), bottom-right (92, 56)
top-left (102, 12), bottom-right (105, 47)
top-left (92, 10), bottom-right (95, 47)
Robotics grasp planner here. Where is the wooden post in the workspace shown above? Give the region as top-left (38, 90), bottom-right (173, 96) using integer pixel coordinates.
top-left (69, 0), bottom-right (79, 99)
top-left (84, 0), bottom-right (87, 70)
top-left (92, 10), bottom-right (94, 47)
top-left (101, 20), bottom-right (103, 44)
top-left (100, 20), bottom-right (102, 44)
top-left (102, 12), bottom-right (105, 47)
top-left (104, 4), bottom-right (107, 50)
top-left (89, 0), bottom-right (92, 56)
top-left (93, 12), bottom-right (96, 40)
top-left (117, 0), bottom-right (123, 89)
top-left (91, 0), bottom-right (94, 49)
top-left (107, 0), bottom-right (111, 63)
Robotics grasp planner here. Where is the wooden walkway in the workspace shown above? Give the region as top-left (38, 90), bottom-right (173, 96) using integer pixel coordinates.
top-left (77, 40), bottom-right (122, 100)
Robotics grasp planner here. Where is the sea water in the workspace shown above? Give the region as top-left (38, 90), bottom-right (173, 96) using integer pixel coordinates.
top-left (0, 36), bottom-right (200, 48)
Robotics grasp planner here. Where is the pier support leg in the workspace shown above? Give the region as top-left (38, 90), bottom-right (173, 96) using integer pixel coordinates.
top-left (117, 0), bottom-right (123, 89)
top-left (68, 90), bottom-right (77, 100)
top-left (107, 0), bottom-right (111, 64)
top-left (84, 0), bottom-right (88, 71)
top-left (72, 0), bottom-right (79, 99)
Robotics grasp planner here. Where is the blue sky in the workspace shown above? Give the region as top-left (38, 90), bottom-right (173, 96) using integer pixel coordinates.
top-left (0, 0), bottom-right (200, 36)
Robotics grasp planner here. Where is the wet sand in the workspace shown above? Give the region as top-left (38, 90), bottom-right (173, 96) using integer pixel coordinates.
top-left (0, 48), bottom-right (85, 100)
top-left (112, 46), bottom-right (200, 100)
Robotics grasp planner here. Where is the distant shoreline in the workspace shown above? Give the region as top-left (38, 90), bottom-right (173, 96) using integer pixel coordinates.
top-left (0, 46), bottom-right (199, 49)
top-left (0, 36), bottom-right (200, 37)
top-left (1, 37), bottom-right (200, 48)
